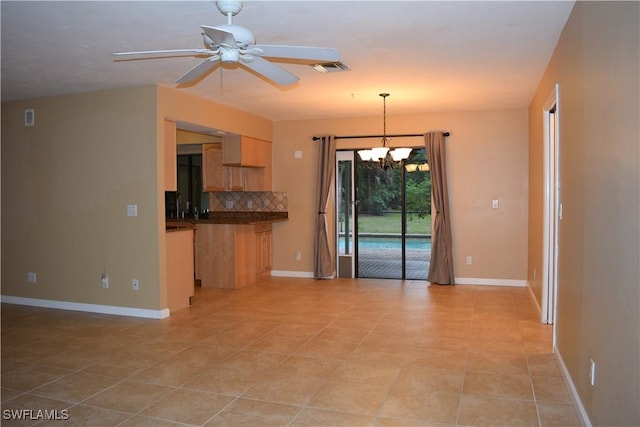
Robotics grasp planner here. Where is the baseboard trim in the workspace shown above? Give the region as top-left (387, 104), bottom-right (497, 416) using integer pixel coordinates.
top-left (554, 346), bottom-right (592, 426)
top-left (0, 295), bottom-right (170, 319)
top-left (527, 281), bottom-right (543, 318)
top-left (269, 272), bottom-right (526, 287)
top-left (270, 270), bottom-right (315, 278)
top-left (454, 277), bottom-right (527, 287)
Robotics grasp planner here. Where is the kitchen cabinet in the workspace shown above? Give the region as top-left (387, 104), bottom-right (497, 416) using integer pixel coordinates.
top-left (195, 223), bottom-right (272, 289)
top-left (227, 167), bottom-right (245, 191)
top-left (222, 135), bottom-right (270, 168)
top-left (203, 136), bottom-right (272, 192)
top-left (202, 143), bottom-right (224, 191)
top-left (255, 224), bottom-right (272, 276)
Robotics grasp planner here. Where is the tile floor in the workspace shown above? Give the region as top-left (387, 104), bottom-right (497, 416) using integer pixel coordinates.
top-left (1, 277), bottom-right (583, 426)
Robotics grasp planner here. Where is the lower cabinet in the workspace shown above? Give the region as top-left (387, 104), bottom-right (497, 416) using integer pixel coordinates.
top-left (195, 223), bottom-right (272, 289)
top-left (255, 224), bottom-right (272, 276)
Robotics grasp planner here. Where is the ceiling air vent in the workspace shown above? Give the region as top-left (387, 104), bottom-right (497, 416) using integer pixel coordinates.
top-left (312, 62), bottom-right (350, 73)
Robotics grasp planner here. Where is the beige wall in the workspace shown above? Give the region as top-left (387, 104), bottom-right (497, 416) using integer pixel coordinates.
top-left (528, 2), bottom-right (639, 425)
top-left (272, 108), bottom-right (529, 282)
top-left (1, 86), bottom-right (162, 310)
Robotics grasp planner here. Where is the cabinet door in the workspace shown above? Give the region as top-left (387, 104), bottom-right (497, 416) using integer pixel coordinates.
top-left (255, 225), bottom-right (272, 275)
top-left (227, 166), bottom-right (245, 191)
top-left (244, 167), bottom-right (265, 191)
top-left (263, 231), bottom-right (272, 271)
top-left (202, 144), bottom-right (224, 191)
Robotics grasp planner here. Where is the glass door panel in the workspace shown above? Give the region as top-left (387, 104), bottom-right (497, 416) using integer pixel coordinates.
top-left (355, 156), bottom-right (403, 279)
top-left (404, 149), bottom-right (431, 280)
top-left (336, 151), bottom-right (355, 278)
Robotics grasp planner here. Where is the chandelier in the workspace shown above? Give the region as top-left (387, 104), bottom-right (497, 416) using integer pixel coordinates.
top-left (357, 93), bottom-right (413, 169)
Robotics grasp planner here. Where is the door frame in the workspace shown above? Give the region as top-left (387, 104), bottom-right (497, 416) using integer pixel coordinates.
top-left (542, 83), bottom-right (560, 329)
top-left (335, 151), bottom-right (356, 278)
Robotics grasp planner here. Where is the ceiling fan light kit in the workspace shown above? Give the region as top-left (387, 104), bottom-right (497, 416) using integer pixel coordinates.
top-left (113, 0), bottom-right (340, 86)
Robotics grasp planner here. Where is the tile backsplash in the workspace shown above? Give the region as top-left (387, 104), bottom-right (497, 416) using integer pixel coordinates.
top-left (211, 192), bottom-right (288, 212)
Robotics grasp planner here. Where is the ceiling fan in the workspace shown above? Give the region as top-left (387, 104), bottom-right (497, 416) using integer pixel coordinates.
top-left (113, 0), bottom-right (340, 86)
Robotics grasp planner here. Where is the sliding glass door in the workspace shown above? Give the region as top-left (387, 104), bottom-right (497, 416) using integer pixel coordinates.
top-left (336, 149), bottom-right (431, 280)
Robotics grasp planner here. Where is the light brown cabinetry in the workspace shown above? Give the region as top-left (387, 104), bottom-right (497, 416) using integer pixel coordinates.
top-left (202, 143), bottom-right (225, 191)
top-left (228, 167), bottom-right (245, 191)
top-left (202, 141), bottom-right (271, 191)
top-left (222, 135), bottom-right (270, 167)
top-left (195, 223), bottom-right (272, 289)
top-left (255, 224), bottom-right (272, 276)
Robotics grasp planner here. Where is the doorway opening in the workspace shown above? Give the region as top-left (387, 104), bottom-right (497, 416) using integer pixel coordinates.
top-left (542, 84), bottom-right (560, 326)
top-left (336, 149), bottom-right (431, 280)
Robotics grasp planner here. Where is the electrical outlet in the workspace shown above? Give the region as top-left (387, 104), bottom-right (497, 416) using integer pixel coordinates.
top-left (247, 200), bottom-right (253, 209)
top-left (295, 251), bottom-right (301, 261)
top-left (492, 199), bottom-right (499, 209)
top-left (225, 200), bottom-right (233, 209)
top-left (132, 279), bottom-right (139, 291)
top-left (466, 256), bottom-right (472, 265)
top-left (589, 359), bottom-right (596, 386)
top-left (27, 272), bottom-right (37, 283)
top-left (101, 273), bottom-right (109, 289)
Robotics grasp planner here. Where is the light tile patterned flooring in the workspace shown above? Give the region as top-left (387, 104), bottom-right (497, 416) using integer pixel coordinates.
top-left (1, 277), bottom-right (582, 426)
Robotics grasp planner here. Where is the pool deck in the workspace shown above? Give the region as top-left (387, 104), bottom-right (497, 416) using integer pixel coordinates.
top-left (358, 247), bottom-right (431, 280)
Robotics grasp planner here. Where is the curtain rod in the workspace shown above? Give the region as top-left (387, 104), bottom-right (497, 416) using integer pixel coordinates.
top-left (312, 132), bottom-right (449, 141)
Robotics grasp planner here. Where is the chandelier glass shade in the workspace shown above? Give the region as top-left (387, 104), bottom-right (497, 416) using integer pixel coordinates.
top-left (357, 93), bottom-right (413, 169)
top-left (404, 162), bottom-right (430, 172)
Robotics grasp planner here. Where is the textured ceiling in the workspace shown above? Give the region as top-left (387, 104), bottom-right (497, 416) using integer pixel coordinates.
top-left (1, 1), bottom-right (575, 121)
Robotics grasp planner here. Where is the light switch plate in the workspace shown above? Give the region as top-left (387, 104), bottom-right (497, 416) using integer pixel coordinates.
top-left (127, 204), bottom-right (138, 216)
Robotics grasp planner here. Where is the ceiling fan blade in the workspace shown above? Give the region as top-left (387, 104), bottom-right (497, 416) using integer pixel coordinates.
top-left (241, 56), bottom-right (299, 86)
top-left (201, 25), bottom-right (237, 49)
top-left (113, 49), bottom-right (213, 60)
top-left (176, 56), bottom-right (221, 84)
top-left (252, 45), bottom-right (339, 62)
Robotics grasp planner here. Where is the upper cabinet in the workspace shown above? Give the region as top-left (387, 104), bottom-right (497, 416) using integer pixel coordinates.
top-left (164, 119), bottom-right (177, 191)
top-left (202, 143), bottom-right (225, 191)
top-left (222, 135), bottom-right (271, 168)
top-left (202, 135), bottom-right (273, 192)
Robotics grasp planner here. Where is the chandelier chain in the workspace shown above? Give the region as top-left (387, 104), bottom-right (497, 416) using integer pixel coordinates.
top-left (381, 93), bottom-right (389, 145)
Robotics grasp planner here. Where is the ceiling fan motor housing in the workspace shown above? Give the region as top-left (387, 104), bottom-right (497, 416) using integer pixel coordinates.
top-left (216, 1), bottom-right (243, 16)
top-left (218, 24), bottom-right (255, 48)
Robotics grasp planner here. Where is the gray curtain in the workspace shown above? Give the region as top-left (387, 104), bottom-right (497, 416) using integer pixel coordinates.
top-left (425, 132), bottom-right (455, 285)
top-left (314, 135), bottom-right (336, 279)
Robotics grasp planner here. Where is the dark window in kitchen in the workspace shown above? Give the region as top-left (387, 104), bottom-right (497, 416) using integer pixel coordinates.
top-left (177, 154), bottom-right (205, 218)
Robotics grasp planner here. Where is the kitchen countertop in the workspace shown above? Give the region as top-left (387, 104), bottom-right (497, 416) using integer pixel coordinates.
top-left (166, 211), bottom-right (288, 230)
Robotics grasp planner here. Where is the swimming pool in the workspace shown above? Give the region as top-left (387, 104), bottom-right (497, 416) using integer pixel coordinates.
top-left (339, 236), bottom-right (431, 251)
